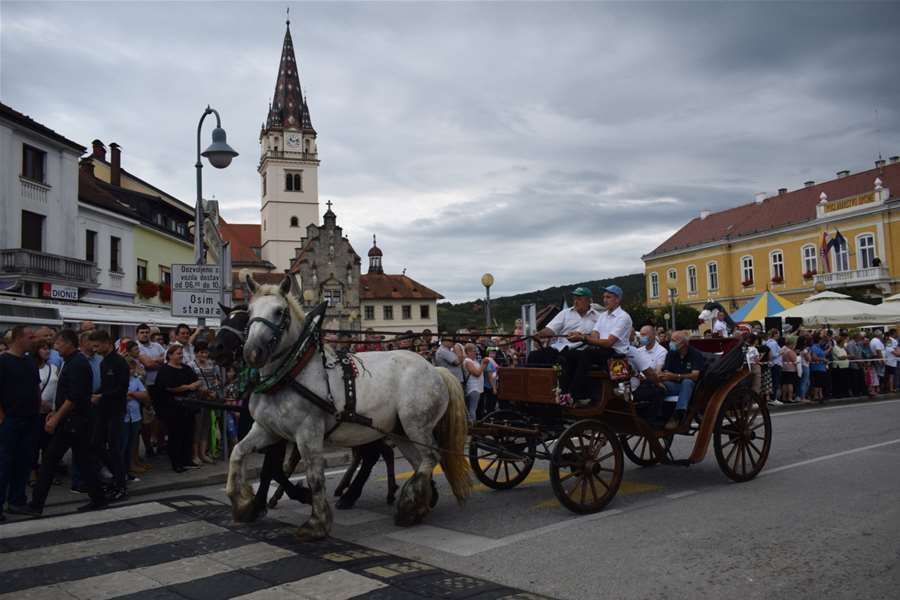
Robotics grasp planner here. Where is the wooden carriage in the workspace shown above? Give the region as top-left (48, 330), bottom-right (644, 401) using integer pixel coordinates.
top-left (467, 337), bottom-right (772, 514)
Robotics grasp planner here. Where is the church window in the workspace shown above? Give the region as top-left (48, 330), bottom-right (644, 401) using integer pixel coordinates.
top-left (420, 305), bottom-right (430, 319)
top-left (290, 216), bottom-right (299, 227)
top-left (383, 305), bottom-right (394, 320)
top-left (285, 172), bottom-right (303, 192)
top-left (364, 305), bottom-right (375, 320)
top-left (262, 174), bottom-right (266, 196)
top-left (402, 305), bottom-right (412, 320)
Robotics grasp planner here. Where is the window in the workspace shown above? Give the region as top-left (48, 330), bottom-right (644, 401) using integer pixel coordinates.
top-left (285, 171), bottom-right (302, 192)
top-left (262, 174), bottom-right (267, 196)
top-left (323, 287), bottom-right (342, 307)
top-left (383, 305), bottom-right (394, 320)
top-left (802, 244), bottom-right (817, 275)
top-left (666, 268), bottom-right (677, 282)
top-left (649, 272), bottom-right (659, 298)
top-left (175, 223), bottom-right (186, 236)
top-left (110, 236), bottom-right (121, 272)
top-left (22, 144), bottom-right (46, 183)
top-left (857, 234), bottom-right (876, 269)
top-left (21, 210), bottom-right (44, 251)
top-left (290, 216), bottom-right (299, 227)
top-left (364, 305), bottom-right (375, 320)
top-left (707, 262), bottom-right (719, 291)
top-left (85, 230), bottom-right (97, 263)
top-left (770, 250), bottom-right (784, 281)
top-left (136, 259), bottom-right (148, 281)
top-left (155, 213), bottom-right (165, 227)
top-left (833, 243), bottom-right (850, 272)
top-left (159, 266), bottom-right (171, 285)
top-left (687, 266), bottom-right (697, 294)
top-left (420, 304), bottom-right (430, 319)
top-left (741, 256), bottom-right (754, 284)
top-left (402, 305), bottom-right (412, 320)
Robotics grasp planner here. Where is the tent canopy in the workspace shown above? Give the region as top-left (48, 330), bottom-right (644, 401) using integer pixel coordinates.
top-left (774, 291), bottom-right (898, 326)
top-left (883, 293), bottom-right (900, 303)
top-left (730, 291), bottom-right (795, 323)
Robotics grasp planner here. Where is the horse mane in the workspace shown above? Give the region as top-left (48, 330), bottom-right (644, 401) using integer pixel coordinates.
top-left (253, 285), bottom-right (306, 322)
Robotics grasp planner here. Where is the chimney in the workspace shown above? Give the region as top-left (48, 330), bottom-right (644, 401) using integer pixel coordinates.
top-left (890, 156), bottom-right (900, 164)
top-left (804, 180), bottom-right (815, 188)
top-left (91, 139), bottom-right (106, 161)
top-left (110, 143), bottom-right (121, 187)
top-left (754, 192), bottom-right (767, 204)
top-left (875, 158), bottom-right (886, 168)
top-left (778, 188), bottom-right (787, 196)
top-left (79, 158), bottom-right (94, 176)
top-left (836, 169), bottom-right (850, 179)
top-left (700, 209), bottom-right (710, 220)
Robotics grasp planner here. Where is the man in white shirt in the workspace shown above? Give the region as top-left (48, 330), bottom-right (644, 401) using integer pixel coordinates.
top-left (135, 323), bottom-right (166, 388)
top-left (637, 325), bottom-right (667, 373)
top-left (560, 285), bottom-right (633, 406)
top-left (764, 329), bottom-right (783, 401)
top-left (528, 287), bottom-right (600, 365)
top-left (869, 330), bottom-right (886, 391)
top-left (711, 312), bottom-right (730, 337)
top-left (885, 329), bottom-right (899, 393)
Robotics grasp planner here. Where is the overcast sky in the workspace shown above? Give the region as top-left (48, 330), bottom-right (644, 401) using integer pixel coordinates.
top-left (3, 1), bottom-right (899, 302)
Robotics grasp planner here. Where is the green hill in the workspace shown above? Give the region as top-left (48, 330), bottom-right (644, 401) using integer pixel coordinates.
top-left (438, 273), bottom-right (647, 333)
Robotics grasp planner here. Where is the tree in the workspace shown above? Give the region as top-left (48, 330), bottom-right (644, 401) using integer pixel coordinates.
top-left (654, 304), bottom-right (701, 332)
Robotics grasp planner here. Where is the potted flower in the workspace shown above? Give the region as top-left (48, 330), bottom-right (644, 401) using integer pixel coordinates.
top-left (136, 280), bottom-right (159, 299)
top-left (741, 278), bottom-right (754, 288)
top-left (770, 275), bottom-right (784, 284)
top-left (159, 282), bottom-right (172, 303)
top-left (802, 270), bottom-right (817, 280)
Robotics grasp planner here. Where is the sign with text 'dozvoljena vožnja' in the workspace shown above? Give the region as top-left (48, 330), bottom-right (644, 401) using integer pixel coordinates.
top-left (171, 264), bottom-right (222, 318)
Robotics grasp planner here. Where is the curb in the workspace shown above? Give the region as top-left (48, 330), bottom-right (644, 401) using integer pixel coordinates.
top-left (767, 392), bottom-right (900, 413)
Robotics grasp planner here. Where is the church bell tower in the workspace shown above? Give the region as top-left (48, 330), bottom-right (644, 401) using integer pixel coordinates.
top-left (259, 15), bottom-right (320, 272)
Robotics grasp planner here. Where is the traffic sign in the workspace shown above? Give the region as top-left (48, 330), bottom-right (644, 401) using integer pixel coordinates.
top-left (172, 264), bottom-right (221, 292)
top-left (171, 291), bottom-right (222, 318)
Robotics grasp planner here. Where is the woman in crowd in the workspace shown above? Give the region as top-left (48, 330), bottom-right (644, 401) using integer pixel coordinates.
top-left (31, 340), bottom-right (59, 485)
top-left (808, 333), bottom-right (829, 403)
top-left (462, 343), bottom-right (491, 422)
top-left (859, 334), bottom-right (879, 397)
top-left (780, 336), bottom-right (798, 404)
top-left (795, 335), bottom-right (811, 402)
top-left (123, 357), bottom-right (150, 479)
top-left (190, 340), bottom-right (220, 465)
top-left (830, 334), bottom-right (851, 398)
top-left (155, 344), bottom-right (201, 473)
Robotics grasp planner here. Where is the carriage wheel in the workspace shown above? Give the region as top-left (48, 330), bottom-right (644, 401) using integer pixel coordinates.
top-left (620, 433), bottom-right (673, 467)
top-left (713, 387), bottom-right (771, 482)
top-left (468, 410), bottom-right (536, 490)
top-left (550, 420), bottom-right (623, 514)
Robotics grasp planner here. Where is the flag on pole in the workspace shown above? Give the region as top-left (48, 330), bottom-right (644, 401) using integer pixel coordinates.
top-left (820, 231), bottom-right (831, 273)
top-left (828, 229), bottom-right (847, 253)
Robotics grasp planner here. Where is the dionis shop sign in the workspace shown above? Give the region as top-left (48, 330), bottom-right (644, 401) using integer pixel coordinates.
top-left (42, 283), bottom-right (79, 301)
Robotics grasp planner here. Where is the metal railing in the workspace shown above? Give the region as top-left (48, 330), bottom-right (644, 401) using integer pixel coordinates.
top-left (0, 248), bottom-right (98, 285)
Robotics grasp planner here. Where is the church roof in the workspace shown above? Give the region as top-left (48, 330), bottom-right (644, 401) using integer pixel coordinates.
top-left (360, 273), bottom-right (444, 301)
top-left (266, 21), bottom-right (315, 133)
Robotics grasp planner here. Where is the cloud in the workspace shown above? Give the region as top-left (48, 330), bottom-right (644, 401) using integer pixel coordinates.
top-left (2, 1), bottom-right (898, 302)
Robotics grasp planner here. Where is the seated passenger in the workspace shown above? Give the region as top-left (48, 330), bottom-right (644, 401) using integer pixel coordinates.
top-left (624, 345), bottom-right (667, 423)
top-left (662, 331), bottom-right (707, 430)
top-left (527, 287), bottom-right (599, 366)
top-left (559, 285), bottom-right (633, 407)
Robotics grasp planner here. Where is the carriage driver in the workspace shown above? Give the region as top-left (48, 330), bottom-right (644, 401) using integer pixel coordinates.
top-left (558, 285), bottom-right (633, 407)
top-left (527, 287), bottom-right (600, 366)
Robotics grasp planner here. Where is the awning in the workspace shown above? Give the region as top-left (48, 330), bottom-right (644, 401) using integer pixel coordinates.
top-left (0, 297), bottom-right (218, 328)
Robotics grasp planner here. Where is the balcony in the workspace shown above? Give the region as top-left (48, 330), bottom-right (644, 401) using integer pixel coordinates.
top-left (0, 249), bottom-right (98, 287)
top-left (20, 177), bottom-right (50, 205)
top-left (813, 266), bottom-right (890, 288)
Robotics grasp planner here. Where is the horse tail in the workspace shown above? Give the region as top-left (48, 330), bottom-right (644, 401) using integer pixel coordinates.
top-left (434, 367), bottom-right (472, 505)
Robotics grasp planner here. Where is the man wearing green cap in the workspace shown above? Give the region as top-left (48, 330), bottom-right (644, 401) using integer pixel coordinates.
top-left (527, 287), bottom-right (600, 366)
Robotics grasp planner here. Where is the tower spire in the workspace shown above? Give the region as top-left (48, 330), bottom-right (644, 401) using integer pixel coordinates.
top-left (367, 235), bottom-right (383, 274)
top-left (265, 17), bottom-right (314, 132)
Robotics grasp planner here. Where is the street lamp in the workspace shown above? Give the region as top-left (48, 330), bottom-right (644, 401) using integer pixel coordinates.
top-left (195, 105), bottom-right (238, 326)
top-left (665, 274), bottom-right (677, 331)
top-left (481, 273), bottom-right (494, 330)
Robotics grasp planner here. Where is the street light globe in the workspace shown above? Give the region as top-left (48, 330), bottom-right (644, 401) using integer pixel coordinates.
top-left (202, 127), bottom-right (239, 169)
top-left (481, 273), bottom-right (494, 288)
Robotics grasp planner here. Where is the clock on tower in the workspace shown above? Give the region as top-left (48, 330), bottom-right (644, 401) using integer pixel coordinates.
top-left (286, 133), bottom-right (301, 149)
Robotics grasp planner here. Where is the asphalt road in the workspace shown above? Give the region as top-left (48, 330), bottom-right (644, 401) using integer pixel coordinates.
top-left (4, 397), bottom-right (899, 599)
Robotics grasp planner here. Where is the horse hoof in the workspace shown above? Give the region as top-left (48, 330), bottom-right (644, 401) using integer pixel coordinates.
top-left (294, 522), bottom-right (328, 542)
top-left (335, 496), bottom-right (356, 510)
top-left (267, 497), bottom-right (279, 510)
top-left (233, 502), bottom-right (265, 523)
top-left (386, 494), bottom-right (395, 505)
top-left (429, 481), bottom-right (439, 509)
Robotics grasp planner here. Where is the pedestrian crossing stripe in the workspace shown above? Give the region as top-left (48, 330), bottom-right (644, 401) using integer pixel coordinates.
top-left (0, 497), bottom-right (555, 600)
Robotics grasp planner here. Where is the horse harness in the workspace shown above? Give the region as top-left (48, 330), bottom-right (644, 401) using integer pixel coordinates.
top-left (251, 302), bottom-right (372, 438)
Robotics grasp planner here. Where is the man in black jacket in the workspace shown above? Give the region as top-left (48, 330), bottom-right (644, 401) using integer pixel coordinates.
top-left (91, 329), bottom-right (130, 500)
top-left (27, 329), bottom-right (107, 515)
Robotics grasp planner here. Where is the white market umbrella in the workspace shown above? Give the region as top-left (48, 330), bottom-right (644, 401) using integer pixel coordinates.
top-left (883, 293), bottom-right (900, 303)
top-left (774, 291), bottom-right (897, 326)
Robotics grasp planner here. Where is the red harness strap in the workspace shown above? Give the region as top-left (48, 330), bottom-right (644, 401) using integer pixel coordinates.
top-left (267, 344), bottom-right (318, 394)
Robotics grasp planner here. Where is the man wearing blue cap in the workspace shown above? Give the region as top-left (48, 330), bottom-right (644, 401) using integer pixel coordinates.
top-left (559, 284), bottom-right (633, 406)
top-left (528, 287), bottom-right (600, 366)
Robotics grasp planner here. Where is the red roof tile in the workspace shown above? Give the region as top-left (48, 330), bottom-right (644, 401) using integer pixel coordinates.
top-left (645, 162), bottom-right (900, 257)
top-left (360, 273), bottom-right (443, 300)
top-left (219, 220), bottom-right (266, 264)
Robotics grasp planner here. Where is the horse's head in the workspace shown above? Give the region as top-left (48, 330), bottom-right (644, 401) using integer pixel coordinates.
top-left (243, 274), bottom-right (302, 368)
top-left (210, 303), bottom-right (249, 367)
top-left (698, 300), bottom-right (721, 324)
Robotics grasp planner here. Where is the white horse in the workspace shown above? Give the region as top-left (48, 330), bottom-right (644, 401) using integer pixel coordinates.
top-left (226, 275), bottom-right (471, 540)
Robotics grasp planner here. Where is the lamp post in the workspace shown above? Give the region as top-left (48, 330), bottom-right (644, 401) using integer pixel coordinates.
top-left (481, 273), bottom-right (494, 330)
top-left (195, 105), bottom-right (238, 327)
top-left (665, 274), bottom-right (677, 331)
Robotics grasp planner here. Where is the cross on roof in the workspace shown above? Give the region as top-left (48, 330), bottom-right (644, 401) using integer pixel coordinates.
top-left (326, 200), bottom-right (333, 211)
top-left (286, 6), bottom-right (290, 25)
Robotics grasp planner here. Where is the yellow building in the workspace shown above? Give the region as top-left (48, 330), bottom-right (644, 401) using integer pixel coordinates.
top-left (643, 159), bottom-right (900, 314)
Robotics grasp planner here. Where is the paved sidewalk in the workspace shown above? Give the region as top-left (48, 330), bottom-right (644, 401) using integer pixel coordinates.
top-left (40, 448), bottom-right (352, 509)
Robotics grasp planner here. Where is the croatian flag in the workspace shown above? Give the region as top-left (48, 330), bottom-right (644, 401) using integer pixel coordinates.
top-left (820, 231), bottom-right (831, 273)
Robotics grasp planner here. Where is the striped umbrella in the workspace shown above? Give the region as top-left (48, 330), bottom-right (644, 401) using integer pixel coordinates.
top-left (730, 291), bottom-right (796, 323)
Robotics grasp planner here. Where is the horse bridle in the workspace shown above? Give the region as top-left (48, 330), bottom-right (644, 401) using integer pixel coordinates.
top-left (218, 308), bottom-right (248, 363)
top-left (246, 300), bottom-right (293, 354)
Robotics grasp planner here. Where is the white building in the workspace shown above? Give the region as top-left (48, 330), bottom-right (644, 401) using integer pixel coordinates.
top-left (258, 18), bottom-right (320, 272)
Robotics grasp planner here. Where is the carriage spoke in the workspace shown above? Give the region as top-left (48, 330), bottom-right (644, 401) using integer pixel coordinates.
top-left (591, 472), bottom-right (611, 493)
top-left (587, 475), bottom-right (600, 505)
top-left (724, 438), bottom-right (740, 466)
top-left (719, 435), bottom-right (738, 450)
top-left (503, 461), bottom-right (511, 483)
top-left (557, 470), bottom-right (578, 483)
top-left (579, 474), bottom-right (588, 505)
